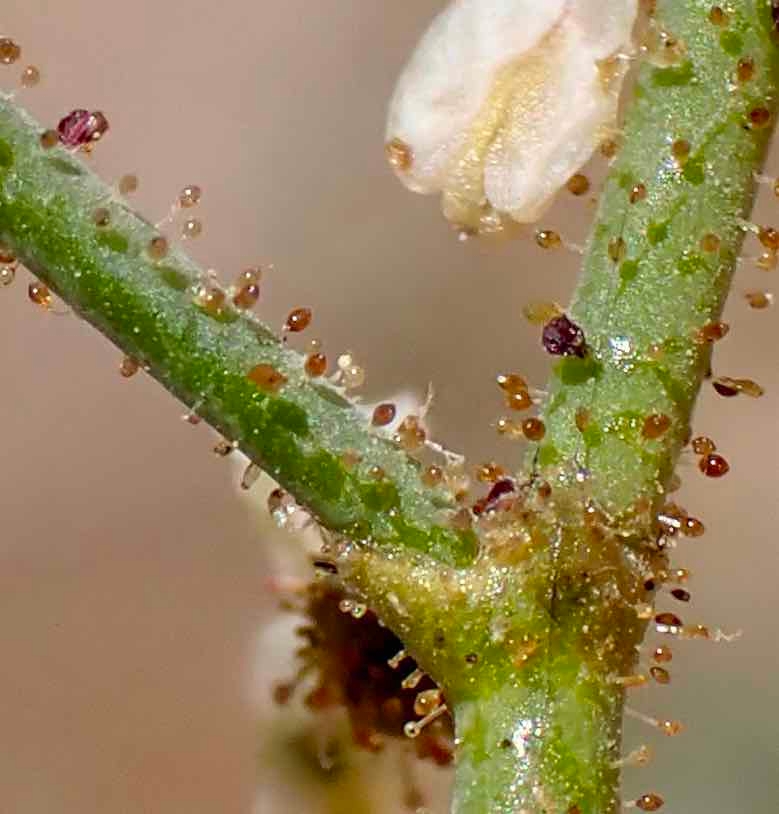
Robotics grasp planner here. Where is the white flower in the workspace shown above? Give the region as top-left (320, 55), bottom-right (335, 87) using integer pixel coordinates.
top-left (385, 0), bottom-right (638, 234)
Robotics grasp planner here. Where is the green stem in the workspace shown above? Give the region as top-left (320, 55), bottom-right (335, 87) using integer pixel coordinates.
top-left (0, 96), bottom-right (476, 567)
top-left (0, 1), bottom-right (776, 812)
top-left (532, 0), bottom-right (779, 517)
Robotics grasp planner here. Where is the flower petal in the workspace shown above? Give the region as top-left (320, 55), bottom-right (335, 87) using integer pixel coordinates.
top-left (386, 0), bottom-right (638, 233)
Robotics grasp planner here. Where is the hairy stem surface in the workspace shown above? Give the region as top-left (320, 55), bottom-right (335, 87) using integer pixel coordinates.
top-left (1, 1), bottom-right (777, 812)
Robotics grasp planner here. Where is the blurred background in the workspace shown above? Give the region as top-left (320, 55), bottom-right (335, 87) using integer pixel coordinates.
top-left (1, 1), bottom-right (777, 811)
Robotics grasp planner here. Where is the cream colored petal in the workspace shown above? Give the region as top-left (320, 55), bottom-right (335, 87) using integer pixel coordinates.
top-left (386, 0), bottom-right (638, 233)
top-left (386, 0), bottom-right (567, 193)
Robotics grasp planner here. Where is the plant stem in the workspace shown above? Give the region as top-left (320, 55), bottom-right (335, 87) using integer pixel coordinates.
top-left (531, 0), bottom-right (779, 517)
top-left (1, 1), bottom-right (777, 812)
top-left (0, 96), bottom-right (476, 567)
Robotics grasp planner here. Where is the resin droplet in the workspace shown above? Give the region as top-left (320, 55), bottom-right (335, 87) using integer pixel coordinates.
top-left (385, 137), bottom-right (413, 171)
top-left (737, 57), bottom-right (755, 83)
top-left (542, 314), bottom-right (587, 357)
top-left (28, 281), bottom-right (51, 308)
top-left (57, 109), bottom-right (109, 148)
top-left (691, 435), bottom-right (715, 455)
top-left (181, 218), bottom-right (203, 239)
top-left (522, 418), bottom-right (546, 441)
top-left (506, 390), bottom-right (533, 411)
top-left (0, 264), bottom-right (16, 286)
top-left (304, 352), bottom-right (327, 377)
top-left (535, 230), bottom-right (562, 250)
top-left (697, 321), bottom-right (729, 343)
top-left (671, 139), bottom-right (690, 164)
top-left (39, 129), bottom-right (58, 149)
top-left (119, 356), bottom-right (140, 378)
top-left (642, 413), bottom-right (671, 440)
top-left (285, 307), bottom-right (312, 333)
top-left (630, 183), bottom-right (647, 204)
top-left (660, 720), bottom-right (683, 736)
top-left (699, 453), bottom-right (729, 478)
top-left (476, 462), bottom-right (505, 483)
top-left (497, 373), bottom-right (528, 393)
top-left (744, 291), bottom-right (773, 309)
top-left (232, 267), bottom-right (262, 309)
top-left (147, 236), bottom-right (169, 261)
top-left (413, 689), bottom-right (442, 717)
top-left (0, 38), bottom-right (21, 65)
top-left (20, 65), bottom-right (41, 87)
top-left (241, 463), bottom-right (261, 491)
top-left (575, 407), bottom-right (591, 432)
top-left (395, 416), bottom-right (426, 451)
top-left (0, 242), bottom-right (15, 265)
top-left (422, 465), bottom-right (443, 486)
top-left (700, 233), bottom-right (721, 253)
top-left (118, 174), bottom-right (138, 195)
top-left (682, 517), bottom-right (705, 537)
top-left (653, 646), bottom-right (672, 663)
top-left (748, 107), bottom-right (771, 129)
top-left (523, 301), bottom-right (562, 325)
top-left (178, 185), bottom-right (202, 208)
top-left (649, 666), bottom-right (670, 685)
top-left (247, 363), bottom-right (287, 393)
top-left (93, 207), bottom-right (111, 227)
top-left (635, 793), bottom-right (665, 811)
top-left (566, 173), bottom-right (590, 196)
top-left (608, 236), bottom-right (626, 263)
top-left (708, 6), bottom-right (728, 25)
top-left (195, 284), bottom-right (226, 317)
top-left (372, 403), bottom-right (396, 427)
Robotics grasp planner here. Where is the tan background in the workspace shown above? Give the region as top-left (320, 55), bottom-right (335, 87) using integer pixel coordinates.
top-left (1, 1), bottom-right (777, 812)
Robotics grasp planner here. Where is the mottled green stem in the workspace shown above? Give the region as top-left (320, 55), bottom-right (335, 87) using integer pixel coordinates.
top-left (532, 0), bottom-right (779, 516)
top-left (0, 96), bottom-right (476, 567)
top-left (0, 2), bottom-right (776, 813)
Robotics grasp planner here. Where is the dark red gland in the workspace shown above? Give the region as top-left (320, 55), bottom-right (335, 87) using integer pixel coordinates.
top-left (542, 314), bottom-right (587, 358)
top-left (472, 478), bottom-right (516, 516)
top-left (57, 109), bottom-right (110, 148)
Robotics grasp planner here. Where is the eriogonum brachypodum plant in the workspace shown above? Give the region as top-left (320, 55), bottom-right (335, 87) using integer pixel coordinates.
top-left (1, 0), bottom-right (777, 812)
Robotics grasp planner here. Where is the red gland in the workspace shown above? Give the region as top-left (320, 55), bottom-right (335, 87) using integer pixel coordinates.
top-left (57, 109), bottom-right (109, 148)
top-left (542, 314), bottom-right (587, 357)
